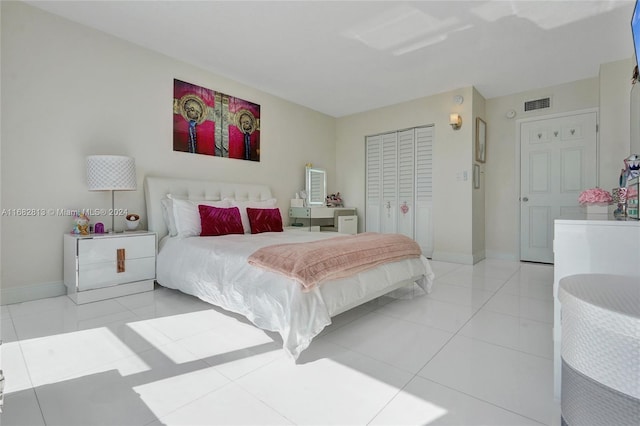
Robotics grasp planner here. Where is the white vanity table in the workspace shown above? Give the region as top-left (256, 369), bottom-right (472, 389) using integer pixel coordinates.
top-left (553, 217), bottom-right (640, 400)
top-left (288, 206), bottom-right (357, 234)
top-left (291, 165), bottom-right (358, 234)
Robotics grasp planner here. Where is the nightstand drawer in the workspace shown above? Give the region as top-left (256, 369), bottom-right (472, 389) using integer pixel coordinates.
top-left (79, 257), bottom-right (156, 291)
top-left (78, 234), bottom-right (155, 264)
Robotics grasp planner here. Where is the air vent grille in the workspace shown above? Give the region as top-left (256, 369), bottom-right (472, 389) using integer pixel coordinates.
top-left (524, 97), bottom-right (551, 111)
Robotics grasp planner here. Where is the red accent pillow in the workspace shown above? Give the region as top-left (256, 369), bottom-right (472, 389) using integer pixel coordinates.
top-left (198, 205), bottom-right (244, 236)
top-left (247, 208), bottom-right (283, 234)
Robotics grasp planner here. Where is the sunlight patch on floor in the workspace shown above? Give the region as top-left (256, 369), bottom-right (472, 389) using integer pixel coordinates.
top-left (15, 327), bottom-right (148, 389)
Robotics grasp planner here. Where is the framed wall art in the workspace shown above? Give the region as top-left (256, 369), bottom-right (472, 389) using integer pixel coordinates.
top-left (474, 163), bottom-right (480, 189)
top-left (173, 79), bottom-right (261, 162)
top-left (476, 117), bottom-right (486, 163)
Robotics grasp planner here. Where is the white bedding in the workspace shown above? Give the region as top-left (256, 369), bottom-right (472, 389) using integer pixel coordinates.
top-left (156, 229), bottom-right (434, 359)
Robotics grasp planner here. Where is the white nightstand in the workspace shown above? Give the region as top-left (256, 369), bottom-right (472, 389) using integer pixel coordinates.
top-left (63, 231), bottom-right (156, 304)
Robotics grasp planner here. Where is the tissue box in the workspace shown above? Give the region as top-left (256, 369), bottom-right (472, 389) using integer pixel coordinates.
top-left (290, 199), bottom-right (304, 208)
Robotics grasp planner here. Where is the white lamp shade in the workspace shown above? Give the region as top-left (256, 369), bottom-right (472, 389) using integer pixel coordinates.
top-left (86, 155), bottom-right (137, 191)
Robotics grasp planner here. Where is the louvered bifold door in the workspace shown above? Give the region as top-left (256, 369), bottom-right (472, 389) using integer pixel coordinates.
top-left (366, 126), bottom-right (434, 256)
top-left (380, 132), bottom-right (398, 234)
top-left (414, 126), bottom-right (434, 256)
top-left (397, 129), bottom-right (415, 238)
top-left (365, 135), bottom-right (382, 232)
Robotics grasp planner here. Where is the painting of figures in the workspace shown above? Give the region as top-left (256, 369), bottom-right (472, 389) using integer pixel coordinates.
top-left (173, 79), bottom-right (260, 161)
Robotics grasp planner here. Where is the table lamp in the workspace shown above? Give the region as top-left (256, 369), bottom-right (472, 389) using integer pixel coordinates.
top-left (86, 155), bottom-right (137, 232)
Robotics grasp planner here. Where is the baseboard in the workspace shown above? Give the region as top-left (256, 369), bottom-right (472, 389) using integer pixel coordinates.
top-left (431, 251), bottom-right (475, 265)
top-left (472, 250), bottom-right (486, 265)
top-left (1, 281), bottom-right (66, 305)
top-left (484, 250), bottom-right (518, 261)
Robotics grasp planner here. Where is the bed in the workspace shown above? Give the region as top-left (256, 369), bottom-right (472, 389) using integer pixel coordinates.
top-left (144, 176), bottom-right (435, 359)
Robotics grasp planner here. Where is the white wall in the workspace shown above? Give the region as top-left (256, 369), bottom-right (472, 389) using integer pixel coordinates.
top-left (633, 81), bottom-right (640, 155)
top-left (0, 2), bottom-right (336, 303)
top-left (336, 87), bottom-right (478, 264)
top-left (2, 2), bottom-right (634, 303)
top-left (0, 1), bottom-right (3, 304)
top-left (599, 58), bottom-right (635, 190)
top-left (471, 87), bottom-right (486, 262)
top-left (484, 60), bottom-right (633, 260)
top-left (484, 78), bottom-right (599, 260)
top-left (340, 64), bottom-right (632, 264)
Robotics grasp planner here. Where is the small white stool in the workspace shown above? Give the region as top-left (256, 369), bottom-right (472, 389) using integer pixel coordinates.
top-left (558, 274), bottom-right (640, 426)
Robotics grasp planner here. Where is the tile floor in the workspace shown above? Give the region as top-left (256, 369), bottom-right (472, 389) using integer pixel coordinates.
top-left (0, 259), bottom-right (561, 425)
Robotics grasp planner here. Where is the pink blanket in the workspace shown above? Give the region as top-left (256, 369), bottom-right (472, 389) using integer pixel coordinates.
top-left (247, 232), bottom-right (422, 290)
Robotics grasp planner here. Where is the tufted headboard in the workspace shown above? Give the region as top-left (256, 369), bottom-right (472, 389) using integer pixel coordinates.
top-left (144, 176), bottom-right (273, 241)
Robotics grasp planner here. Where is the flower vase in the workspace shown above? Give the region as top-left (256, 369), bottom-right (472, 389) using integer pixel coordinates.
top-left (585, 204), bottom-right (609, 219)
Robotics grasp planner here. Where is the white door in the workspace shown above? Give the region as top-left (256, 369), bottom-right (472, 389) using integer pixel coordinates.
top-left (520, 111), bottom-right (597, 263)
top-left (365, 135), bottom-right (382, 232)
top-left (365, 126), bottom-right (434, 257)
top-left (414, 126), bottom-right (434, 257)
top-left (397, 129), bottom-right (415, 238)
top-left (365, 132), bottom-right (399, 234)
top-left (380, 132), bottom-right (398, 234)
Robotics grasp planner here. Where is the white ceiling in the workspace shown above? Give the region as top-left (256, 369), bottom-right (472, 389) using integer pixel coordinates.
top-left (25, 0), bottom-right (637, 117)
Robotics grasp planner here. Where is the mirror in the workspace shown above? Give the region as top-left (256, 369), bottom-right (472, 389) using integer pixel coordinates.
top-left (306, 166), bottom-right (326, 206)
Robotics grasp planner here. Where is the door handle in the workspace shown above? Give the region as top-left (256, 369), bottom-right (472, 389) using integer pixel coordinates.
top-left (117, 248), bottom-right (125, 273)
top-left (522, 197), bottom-right (529, 202)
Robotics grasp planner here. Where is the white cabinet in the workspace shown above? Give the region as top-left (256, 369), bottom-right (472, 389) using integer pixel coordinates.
top-left (552, 219), bottom-right (640, 399)
top-left (289, 207), bottom-right (357, 233)
top-left (337, 215), bottom-right (358, 235)
top-left (64, 231), bottom-right (156, 304)
top-left (366, 126), bottom-right (433, 256)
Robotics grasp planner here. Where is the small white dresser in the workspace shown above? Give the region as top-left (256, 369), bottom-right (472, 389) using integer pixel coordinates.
top-left (288, 206), bottom-right (357, 234)
top-left (64, 231), bottom-right (156, 304)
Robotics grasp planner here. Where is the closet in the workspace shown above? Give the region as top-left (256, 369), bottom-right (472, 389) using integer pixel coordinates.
top-left (365, 125), bottom-right (434, 257)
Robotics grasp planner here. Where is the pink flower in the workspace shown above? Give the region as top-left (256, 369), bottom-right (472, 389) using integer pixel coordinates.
top-left (578, 188), bottom-right (613, 205)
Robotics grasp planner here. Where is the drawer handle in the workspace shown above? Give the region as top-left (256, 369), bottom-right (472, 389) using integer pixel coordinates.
top-left (117, 248), bottom-right (125, 273)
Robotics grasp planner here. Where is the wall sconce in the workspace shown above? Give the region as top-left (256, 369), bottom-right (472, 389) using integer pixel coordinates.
top-left (449, 113), bottom-right (462, 130)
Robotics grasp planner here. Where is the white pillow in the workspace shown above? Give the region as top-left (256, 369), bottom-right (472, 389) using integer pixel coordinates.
top-left (171, 196), bottom-right (230, 237)
top-left (228, 198), bottom-right (278, 234)
top-left (161, 197), bottom-right (178, 237)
